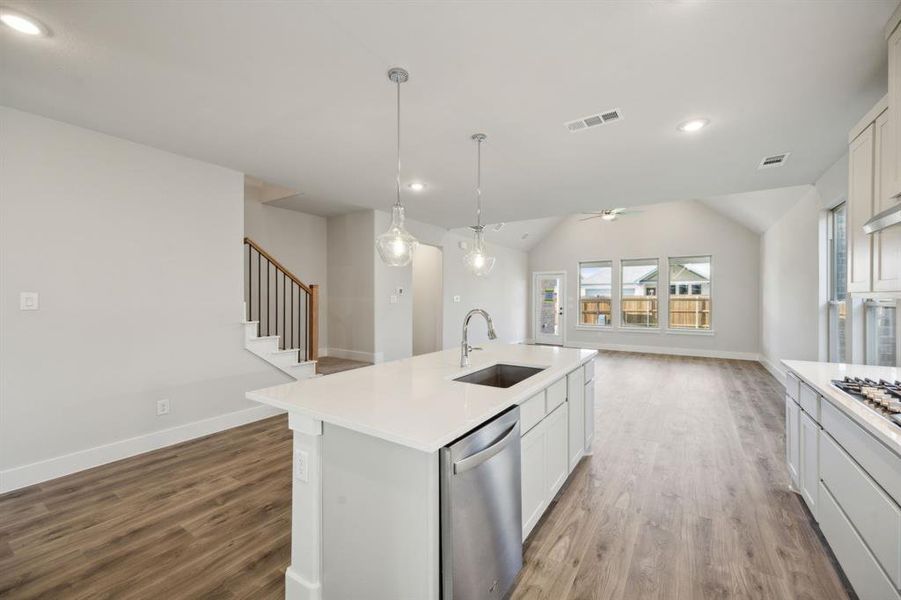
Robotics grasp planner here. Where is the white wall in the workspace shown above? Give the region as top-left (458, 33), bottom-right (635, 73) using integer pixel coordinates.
top-left (326, 211), bottom-right (376, 362)
top-left (326, 210), bottom-right (530, 361)
top-left (439, 231), bottom-right (529, 348)
top-left (528, 200), bottom-right (761, 359)
top-left (412, 244), bottom-right (443, 356)
top-left (0, 107), bottom-right (288, 491)
top-left (244, 194), bottom-right (328, 353)
top-left (759, 187), bottom-right (822, 377)
top-left (758, 153), bottom-right (849, 379)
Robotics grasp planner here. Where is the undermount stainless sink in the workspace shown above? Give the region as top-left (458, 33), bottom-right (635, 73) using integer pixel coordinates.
top-left (453, 364), bottom-right (546, 388)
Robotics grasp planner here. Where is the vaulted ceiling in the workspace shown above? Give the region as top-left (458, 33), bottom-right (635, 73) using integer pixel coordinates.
top-left (1, 1), bottom-right (895, 227)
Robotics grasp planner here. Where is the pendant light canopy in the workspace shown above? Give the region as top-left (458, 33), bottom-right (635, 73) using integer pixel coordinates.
top-left (376, 67), bottom-right (419, 267)
top-left (464, 133), bottom-right (496, 277)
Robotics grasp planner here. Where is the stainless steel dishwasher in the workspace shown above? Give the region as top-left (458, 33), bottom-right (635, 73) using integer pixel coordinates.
top-left (440, 406), bottom-right (522, 600)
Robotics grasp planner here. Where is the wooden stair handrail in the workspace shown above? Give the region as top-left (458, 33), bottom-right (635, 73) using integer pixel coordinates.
top-left (244, 237), bottom-right (312, 294)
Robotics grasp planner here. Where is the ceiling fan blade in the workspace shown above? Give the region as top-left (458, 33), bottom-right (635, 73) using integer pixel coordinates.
top-left (579, 215), bottom-right (604, 221)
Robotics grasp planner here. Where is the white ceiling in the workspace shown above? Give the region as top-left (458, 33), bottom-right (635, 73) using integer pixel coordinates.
top-left (0, 1), bottom-right (896, 228)
top-left (451, 217), bottom-right (565, 252)
top-left (700, 184), bottom-right (814, 234)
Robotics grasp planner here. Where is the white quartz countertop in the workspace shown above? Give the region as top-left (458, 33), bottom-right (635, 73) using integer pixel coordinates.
top-left (247, 343), bottom-right (597, 453)
top-left (782, 359), bottom-right (901, 454)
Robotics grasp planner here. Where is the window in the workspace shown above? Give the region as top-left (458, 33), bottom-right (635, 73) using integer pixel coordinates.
top-left (621, 258), bottom-right (658, 327)
top-left (828, 203), bottom-right (847, 362)
top-left (668, 256), bottom-right (711, 330)
top-left (579, 261), bottom-right (612, 326)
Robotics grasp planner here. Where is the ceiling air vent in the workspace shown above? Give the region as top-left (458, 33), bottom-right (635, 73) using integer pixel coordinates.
top-left (564, 108), bottom-right (623, 133)
top-left (758, 152), bottom-right (791, 169)
top-left (493, 222), bottom-right (505, 232)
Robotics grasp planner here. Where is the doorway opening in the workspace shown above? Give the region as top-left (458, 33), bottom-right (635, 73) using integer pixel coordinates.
top-left (413, 244), bottom-right (444, 355)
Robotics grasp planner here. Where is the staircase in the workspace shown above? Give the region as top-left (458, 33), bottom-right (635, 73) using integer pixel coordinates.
top-left (243, 237), bottom-right (319, 380)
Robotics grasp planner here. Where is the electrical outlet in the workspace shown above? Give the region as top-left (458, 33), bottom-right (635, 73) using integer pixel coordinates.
top-left (19, 292), bottom-right (39, 310)
top-left (295, 450), bottom-right (309, 482)
top-left (453, 295), bottom-right (461, 303)
top-left (156, 398), bottom-right (170, 416)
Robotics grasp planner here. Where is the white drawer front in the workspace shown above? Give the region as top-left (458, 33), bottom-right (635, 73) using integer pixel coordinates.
top-left (818, 482), bottom-right (900, 600)
top-left (583, 360), bottom-right (595, 383)
top-left (821, 399), bottom-right (901, 505)
top-left (821, 432), bottom-right (901, 587)
top-left (546, 377), bottom-right (567, 412)
top-left (520, 391), bottom-right (546, 435)
top-left (799, 382), bottom-right (820, 422)
top-left (786, 371), bottom-right (800, 401)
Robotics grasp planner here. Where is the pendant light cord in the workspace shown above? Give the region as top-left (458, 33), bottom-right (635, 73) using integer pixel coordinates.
top-left (395, 77), bottom-right (402, 208)
top-left (476, 136), bottom-right (482, 227)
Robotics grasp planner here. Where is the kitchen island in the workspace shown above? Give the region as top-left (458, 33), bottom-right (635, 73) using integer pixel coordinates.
top-left (247, 342), bottom-right (597, 600)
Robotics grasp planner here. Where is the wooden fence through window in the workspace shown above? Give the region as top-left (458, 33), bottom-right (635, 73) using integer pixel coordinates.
top-left (580, 296), bottom-right (710, 329)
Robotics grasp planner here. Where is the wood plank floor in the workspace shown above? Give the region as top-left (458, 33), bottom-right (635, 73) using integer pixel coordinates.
top-left (0, 352), bottom-right (851, 599)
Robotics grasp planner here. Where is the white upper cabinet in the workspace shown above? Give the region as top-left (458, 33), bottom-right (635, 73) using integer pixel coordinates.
top-left (874, 109), bottom-right (901, 290)
top-left (848, 123), bottom-right (875, 293)
top-left (887, 17), bottom-right (901, 200)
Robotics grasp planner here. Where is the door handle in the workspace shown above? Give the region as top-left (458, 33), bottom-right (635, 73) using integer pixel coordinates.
top-left (453, 423), bottom-right (518, 474)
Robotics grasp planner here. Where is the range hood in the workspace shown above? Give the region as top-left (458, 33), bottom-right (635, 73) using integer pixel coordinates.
top-left (863, 202), bottom-right (901, 234)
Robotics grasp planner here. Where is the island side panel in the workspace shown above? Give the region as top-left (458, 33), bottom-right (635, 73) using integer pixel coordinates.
top-left (286, 413), bottom-right (325, 600)
top-left (321, 422), bottom-right (440, 600)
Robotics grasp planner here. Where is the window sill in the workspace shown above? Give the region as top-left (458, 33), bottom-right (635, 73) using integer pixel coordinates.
top-left (618, 326), bottom-right (661, 333)
top-left (575, 325), bottom-right (614, 331)
top-left (665, 328), bottom-right (715, 336)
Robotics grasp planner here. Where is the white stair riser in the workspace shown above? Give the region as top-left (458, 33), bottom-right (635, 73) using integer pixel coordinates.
top-left (243, 323), bottom-right (315, 381)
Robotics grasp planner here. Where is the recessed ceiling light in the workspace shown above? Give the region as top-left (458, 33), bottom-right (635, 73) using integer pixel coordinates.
top-left (0, 9), bottom-right (48, 36)
top-left (677, 118), bottom-right (710, 133)
top-left (407, 182), bottom-right (425, 192)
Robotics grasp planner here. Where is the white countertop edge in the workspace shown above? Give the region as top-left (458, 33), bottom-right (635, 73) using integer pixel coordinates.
top-left (249, 349), bottom-right (597, 453)
top-left (781, 359), bottom-right (901, 455)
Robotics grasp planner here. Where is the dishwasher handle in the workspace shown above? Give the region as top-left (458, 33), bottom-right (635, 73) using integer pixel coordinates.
top-left (453, 423), bottom-right (518, 474)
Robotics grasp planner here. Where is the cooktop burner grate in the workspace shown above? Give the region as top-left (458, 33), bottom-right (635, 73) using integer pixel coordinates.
top-left (831, 376), bottom-right (901, 428)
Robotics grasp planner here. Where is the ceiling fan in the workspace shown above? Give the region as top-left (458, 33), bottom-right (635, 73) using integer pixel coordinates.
top-left (580, 208), bottom-right (641, 222)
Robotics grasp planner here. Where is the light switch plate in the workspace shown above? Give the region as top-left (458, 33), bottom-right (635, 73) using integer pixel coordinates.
top-left (156, 399), bottom-right (170, 416)
top-left (453, 295), bottom-right (461, 303)
top-left (20, 292), bottom-right (39, 310)
top-left (390, 294), bottom-right (398, 304)
top-left (395, 286), bottom-right (405, 296)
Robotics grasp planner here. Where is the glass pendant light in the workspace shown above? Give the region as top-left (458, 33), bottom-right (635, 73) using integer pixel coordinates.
top-left (376, 67), bottom-right (419, 267)
top-left (463, 133), bottom-right (496, 277)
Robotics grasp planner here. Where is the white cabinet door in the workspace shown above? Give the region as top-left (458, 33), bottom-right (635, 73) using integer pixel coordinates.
top-left (800, 410), bottom-right (819, 520)
top-left (873, 110), bottom-right (901, 291)
top-left (521, 422), bottom-right (547, 539)
top-left (887, 21), bottom-right (901, 200)
top-left (584, 378), bottom-right (595, 453)
top-left (848, 123), bottom-right (876, 293)
top-left (545, 403), bottom-right (568, 498)
top-left (786, 395), bottom-right (800, 489)
top-left (567, 369), bottom-right (585, 471)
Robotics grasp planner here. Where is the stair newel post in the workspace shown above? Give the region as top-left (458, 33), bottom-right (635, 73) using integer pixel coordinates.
top-left (310, 284), bottom-right (319, 363)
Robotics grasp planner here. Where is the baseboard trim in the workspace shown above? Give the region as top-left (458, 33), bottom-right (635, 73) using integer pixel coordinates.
top-left (0, 403), bottom-right (285, 494)
top-left (564, 340), bottom-right (760, 362)
top-left (327, 347), bottom-right (382, 363)
top-left (759, 356), bottom-right (786, 384)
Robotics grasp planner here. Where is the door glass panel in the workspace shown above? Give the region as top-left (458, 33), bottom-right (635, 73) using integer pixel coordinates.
top-left (539, 277), bottom-right (560, 335)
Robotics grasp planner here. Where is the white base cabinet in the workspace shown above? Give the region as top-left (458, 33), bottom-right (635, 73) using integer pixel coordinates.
top-left (521, 402), bottom-right (568, 539)
top-left (799, 410), bottom-right (819, 520)
top-left (567, 368), bottom-right (585, 471)
top-left (584, 377), bottom-right (595, 453)
top-left (786, 395), bottom-right (801, 490)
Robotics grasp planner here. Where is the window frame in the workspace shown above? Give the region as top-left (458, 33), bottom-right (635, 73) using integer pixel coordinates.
top-left (620, 257), bottom-right (660, 329)
top-left (666, 255), bottom-right (713, 332)
top-left (577, 259), bottom-right (614, 329)
top-left (828, 202), bottom-right (848, 363)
